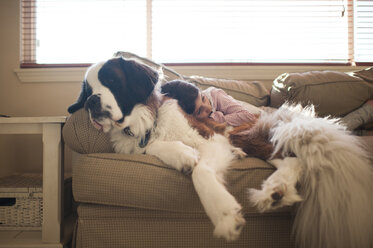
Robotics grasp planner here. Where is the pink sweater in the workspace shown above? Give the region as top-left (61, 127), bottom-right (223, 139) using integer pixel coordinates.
top-left (204, 87), bottom-right (256, 126)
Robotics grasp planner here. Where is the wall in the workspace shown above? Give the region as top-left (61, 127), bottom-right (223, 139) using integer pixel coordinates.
top-left (0, 1), bottom-right (82, 117)
top-left (0, 0), bottom-right (79, 177)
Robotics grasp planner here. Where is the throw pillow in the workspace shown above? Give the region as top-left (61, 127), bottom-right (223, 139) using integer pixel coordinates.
top-left (270, 70), bottom-right (373, 117)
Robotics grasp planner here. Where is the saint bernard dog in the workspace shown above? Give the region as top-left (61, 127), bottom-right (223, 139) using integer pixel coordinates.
top-left (68, 56), bottom-right (247, 241)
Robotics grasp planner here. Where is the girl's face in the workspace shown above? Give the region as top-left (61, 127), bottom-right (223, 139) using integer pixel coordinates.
top-left (194, 92), bottom-right (212, 119)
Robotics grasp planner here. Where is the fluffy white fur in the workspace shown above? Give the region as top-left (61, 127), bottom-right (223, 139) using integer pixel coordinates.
top-left (152, 100), bottom-right (246, 240)
top-left (249, 104), bottom-right (373, 248)
top-left (110, 104), bottom-right (156, 154)
top-left (110, 98), bottom-right (246, 240)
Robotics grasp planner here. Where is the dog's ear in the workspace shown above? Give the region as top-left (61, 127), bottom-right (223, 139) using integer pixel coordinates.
top-left (120, 57), bottom-right (159, 103)
top-left (67, 80), bottom-right (92, 113)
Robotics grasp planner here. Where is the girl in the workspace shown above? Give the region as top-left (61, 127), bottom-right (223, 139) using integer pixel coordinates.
top-left (161, 80), bottom-right (276, 160)
top-left (161, 80), bottom-right (258, 126)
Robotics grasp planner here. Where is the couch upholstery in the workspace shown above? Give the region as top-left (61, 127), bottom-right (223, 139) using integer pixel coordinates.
top-left (63, 109), bottom-right (295, 248)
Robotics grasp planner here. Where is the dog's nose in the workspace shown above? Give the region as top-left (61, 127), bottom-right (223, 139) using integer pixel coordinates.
top-left (86, 95), bottom-right (101, 110)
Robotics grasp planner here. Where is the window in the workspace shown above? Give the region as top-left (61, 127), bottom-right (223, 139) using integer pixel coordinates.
top-left (21, 0), bottom-right (373, 66)
top-left (355, 0), bottom-right (373, 62)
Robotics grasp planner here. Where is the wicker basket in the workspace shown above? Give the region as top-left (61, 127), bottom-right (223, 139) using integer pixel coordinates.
top-left (0, 173), bottom-right (72, 230)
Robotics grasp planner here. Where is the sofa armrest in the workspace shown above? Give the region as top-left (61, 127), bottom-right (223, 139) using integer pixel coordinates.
top-left (63, 108), bottom-right (114, 154)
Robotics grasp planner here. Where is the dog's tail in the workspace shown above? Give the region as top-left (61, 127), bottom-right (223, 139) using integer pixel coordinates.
top-left (270, 104), bottom-right (373, 248)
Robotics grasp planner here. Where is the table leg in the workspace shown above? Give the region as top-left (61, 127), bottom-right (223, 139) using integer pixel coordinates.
top-left (42, 123), bottom-right (63, 243)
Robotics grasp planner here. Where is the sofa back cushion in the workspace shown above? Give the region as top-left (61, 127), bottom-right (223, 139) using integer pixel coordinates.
top-left (186, 76), bottom-right (270, 106)
top-left (73, 153), bottom-right (292, 215)
top-left (114, 51), bottom-right (183, 81)
top-left (270, 70), bottom-right (373, 117)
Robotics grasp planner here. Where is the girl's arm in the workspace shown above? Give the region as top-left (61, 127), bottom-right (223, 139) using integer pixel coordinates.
top-left (210, 88), bottom-right (256, 126)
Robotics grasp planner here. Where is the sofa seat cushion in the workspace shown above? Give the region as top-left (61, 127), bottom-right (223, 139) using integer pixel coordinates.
top-left (73, 153), bottom-right (292, 215)
top-left (74, 203), bottom-right (294, 248)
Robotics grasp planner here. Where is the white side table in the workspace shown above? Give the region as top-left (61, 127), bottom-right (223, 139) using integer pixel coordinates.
top-left (0, 117), bottom-right (68, 248)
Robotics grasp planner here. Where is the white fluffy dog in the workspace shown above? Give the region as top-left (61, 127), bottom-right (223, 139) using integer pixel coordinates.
top-left (249, 104), bottom-right (373, 248)
top-left (111, 98), bottom-right (247, 241)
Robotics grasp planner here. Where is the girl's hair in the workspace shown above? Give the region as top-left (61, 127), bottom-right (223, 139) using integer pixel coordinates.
top-left (161, 80), bottom-right (200, 114)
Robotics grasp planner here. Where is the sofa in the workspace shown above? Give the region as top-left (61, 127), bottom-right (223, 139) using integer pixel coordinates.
top-left (63, 52), bottom-right (373, 248)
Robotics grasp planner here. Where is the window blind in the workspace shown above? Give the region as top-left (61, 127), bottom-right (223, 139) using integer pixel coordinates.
top-left (21, 0), bottom-right (370, 65)
top-left (22, 0), bottom-right (147, 64)
top-left (152, 0), bottom-right (349, 63)
top-left (355, 0), bottom-right (373, 62)
top-left (21, 0), bottom-right (36, 64)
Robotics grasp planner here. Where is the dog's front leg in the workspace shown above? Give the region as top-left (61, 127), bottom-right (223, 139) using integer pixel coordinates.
top-left (146, 140), bottom-right (199, 174)
top-left (192, 159), bottom-right (246, 241)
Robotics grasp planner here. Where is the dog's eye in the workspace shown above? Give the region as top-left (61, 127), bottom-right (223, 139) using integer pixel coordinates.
top-left (106, 78), bottom-right (121, 90)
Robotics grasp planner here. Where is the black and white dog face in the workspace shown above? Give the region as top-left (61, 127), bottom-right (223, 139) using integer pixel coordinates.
top-left (68, 57), bottom-right (159, 132)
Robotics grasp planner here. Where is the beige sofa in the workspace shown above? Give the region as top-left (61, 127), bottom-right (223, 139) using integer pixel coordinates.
top-left (63, 53), bottom-right (373, 248)
top-left (64, 108), bottom-right (295, 248)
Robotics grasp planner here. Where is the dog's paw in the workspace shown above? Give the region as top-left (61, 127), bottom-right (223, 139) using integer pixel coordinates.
top-left (213, 206), bottom-right (246, 241)
top-left (248, 184), bottom-right (302, 212)
top-left (174, 145), bottom-right (199, 175)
